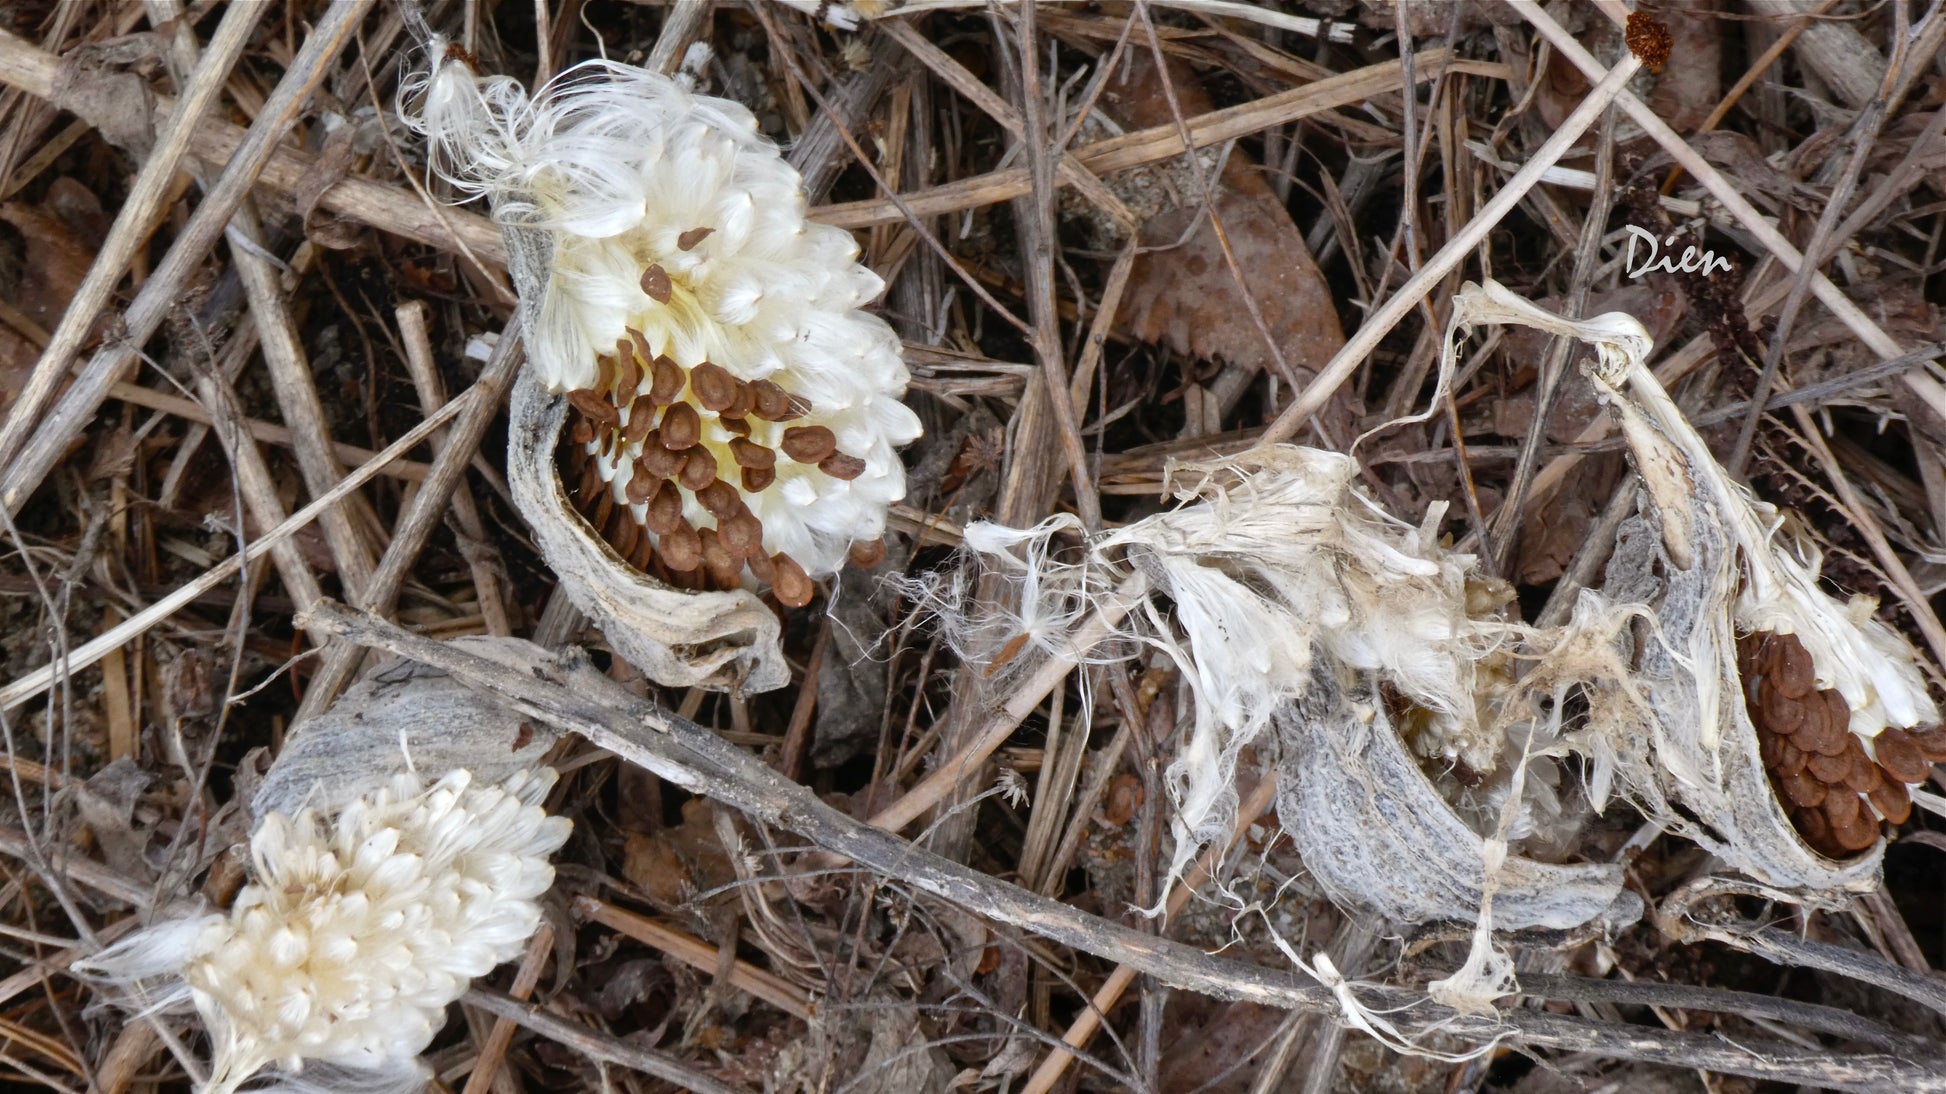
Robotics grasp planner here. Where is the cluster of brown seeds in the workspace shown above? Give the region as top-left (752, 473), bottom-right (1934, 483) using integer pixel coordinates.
top-left (557, 307), bottom-right (881, 609)
top-left (1624, 10), bottom-right (1673, 73)
top-left (1739, 630), bottom-right (1946, 857)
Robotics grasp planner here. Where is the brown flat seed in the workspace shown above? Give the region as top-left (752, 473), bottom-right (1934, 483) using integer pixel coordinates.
top-left (1806, 750), bottom-right (1850, 783)
top-left (720, 416), bottom-right (752, 437)
top-left (696, 479), bottom-right (740, 518)
top-left (1736, 633), bottom-right (1763, 681)
top-left (1780, 770), bottom-right (1826, 808)
top-left (639, 440), bottom-right (684, 480)
top-left (1820, 687), bottom-right (1851, 731)
top-left (1788, 702), bottom-right (1837, 755)
top-left (650, 355), bottom-right (685, 405)
top-left (1822, 786), bottom-right (1862, 829)
top-left (588, 486), bottom-right (614, 538)
top-left (1775, 739), bottom-right (1806, 776)
top-left (567, 389), bottom-right (619, 432)
top-left (662, 402), bottom-right (701, 449)
top-left (615, 342), bottom-right (643, 396)
top-left (1759, 729), bottom-right (1787, 769)
top-left (742, 465), bottom-right (776, 492)
top-left (745, 550), bottom-right (774, 583)
top-left (1844, 754), bottom-right (1882, 794)
top-left (1910, 725), bottom-right (1946, 761)
top-left (729, 437), bottom-right (775, 469)
top-left (770, 552), bottom-right (815, 608)
top-left (1788, 721), bottom-right (1833, 760)
top-left (677, 226), bottom-right (715, 250)
top-left (629, 526), bottom-right (657, 571)
top-left (1762, 684), bottom-right (1807, 738)
top-left (1871, 726), bottom-right (1932, 784)
top-left (1869, 776), bottom-right (1913, 825)
top-left (646, 481), bottom-right (684, 535)
top-left (720, 512), bottom-right (764, 559)
top-left (1795, 807), bottom-right (1835, 854)
top-left (575, 455), bottom-right (604, 507)
top-left (629, 327), bottom-right (656, 364)
top-left (607, 505), bottom-right (640, 561)
top-left (1831, 806), bottom-right (1879, 852)
top-left (570, 417), bottom-right (595, 446)
top-left (691, 362), bottom-right (738, 411)
top-left (1769, 633), bottom-right (1816, 699)
top-left (749, 379), bottom-right (803, 421)
top-left (678, 446), bottom-right (717, 491)
top-left (781, 425), bottom-right (837, 463)
top-left (641, 263), bottom-right (672, 303)
top-left (625, 470), bottom-right (657, 506)
top-left (848, 537), bottom-right (886, 569)
top-left (661, 518), bottom-right (702, 572)
top-left (723, 381), bottom-right (753, 419)
top-left (622, 401), bottom-right (657, 446)
top-left (699, 528), bottom-right (740, 588)
top-left (820, 451), bottom-right (867, 480)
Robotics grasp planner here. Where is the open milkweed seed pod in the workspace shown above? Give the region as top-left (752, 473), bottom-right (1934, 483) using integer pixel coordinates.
top-left (404, 45), bottom-right (922, 692)
top-left (78, 639), bottom-right (572, 1094)
top-left (923, 446), bottom-right (1634, 947)
top-left (1449, 279), bottom-right (1946, 891)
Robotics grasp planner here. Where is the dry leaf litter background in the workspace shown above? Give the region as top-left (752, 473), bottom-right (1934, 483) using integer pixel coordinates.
top-left (1, 2), bottom-right (1945, 1093)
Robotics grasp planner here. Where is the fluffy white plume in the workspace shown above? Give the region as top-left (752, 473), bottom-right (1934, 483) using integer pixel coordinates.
top-left (931, 445), bottom-right (1556, 911)
top-left (81, 769), bottom-right (570, 1094)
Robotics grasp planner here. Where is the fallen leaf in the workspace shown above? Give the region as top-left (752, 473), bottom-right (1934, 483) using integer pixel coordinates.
top-left (1645, 2), bottom-right (1723, 133)
top-left (1098, 51), bottom-right (1349, 433)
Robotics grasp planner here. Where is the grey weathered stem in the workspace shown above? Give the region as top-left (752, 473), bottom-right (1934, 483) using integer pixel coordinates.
top-left (293, 602), bottom-right (1946, 1092)
top-left (291, 319), bottom-right (527, 722)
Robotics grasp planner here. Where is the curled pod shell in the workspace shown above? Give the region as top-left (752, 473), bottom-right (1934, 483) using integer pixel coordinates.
top-left (254, 636), bottom-right (564, 817)
top-left (406, 48), bottom-right (921, 676)
top-left (1446, 280), bottom-right (1920, 892)
top-left (1276, 669), bottom-right (1640, 931)
top-left (1590, 403), bottom-right (1888, 889)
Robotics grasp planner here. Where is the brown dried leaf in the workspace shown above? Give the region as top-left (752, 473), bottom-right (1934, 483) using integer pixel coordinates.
top-left (0, 194), bottom-right (98, 374)
top-left (1102, 53), bottom-right (1347, 425)
top-left (1645, 2), bottom-right (1723, 133)
top-left (1157, 1000), bottom-right (1292, 1093)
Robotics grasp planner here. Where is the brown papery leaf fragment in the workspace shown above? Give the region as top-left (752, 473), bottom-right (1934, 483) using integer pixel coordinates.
top-left (1101, 52), bottom-right (1346, 433)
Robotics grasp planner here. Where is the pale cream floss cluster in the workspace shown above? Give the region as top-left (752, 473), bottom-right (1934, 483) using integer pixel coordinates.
top-left (81, 769), bottom-right (571, 1094)
top-left (404, 45), bottom-right (922, 606)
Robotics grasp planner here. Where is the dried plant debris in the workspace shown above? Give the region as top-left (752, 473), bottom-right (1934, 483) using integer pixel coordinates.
top-left (922, 444), bottom-right (1634, 943)
top-left (79, 639), bottom-right (572, 1094)
top-left (405, 44), bottom-right (920, 689)
top-left (1448, 280), bottom-right (1945, 891)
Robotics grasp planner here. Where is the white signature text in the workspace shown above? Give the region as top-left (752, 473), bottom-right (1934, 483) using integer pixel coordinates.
top-left (1623, 225), bottom-right (1732, 279)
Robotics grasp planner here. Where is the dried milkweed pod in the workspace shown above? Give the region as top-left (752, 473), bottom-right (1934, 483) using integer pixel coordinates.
top-left (1448, 279), bottom-right (1945, 890)
top-left (78, 639), bottom-right (572, 1094)
top-left (912, 445), bottom-right (1634, 950)
top-left (403, 44), bottom-right (921, 692)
